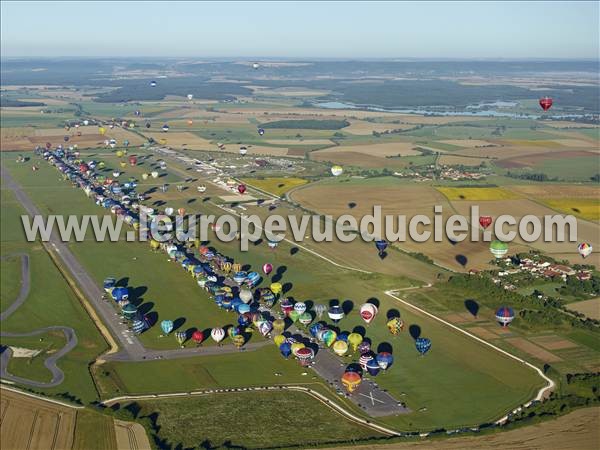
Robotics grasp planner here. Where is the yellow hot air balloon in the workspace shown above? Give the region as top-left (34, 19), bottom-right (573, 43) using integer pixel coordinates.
top-left (232, 263), bottom-right (241, 273)
top-left (347, 333), bottom-right (363, 352)
top-left (270, 282), bottom-right (283, 296)
top-left (387, 317), bottom-right (404, 336)
top-left (116, 150), bottom-right (125, 158)
top-left (274, 334), bottom-right (286, 347)
top-left (291, 342), bottom-right (305, 356)
top-left (160, 138), bottom-right (167, 145)
top-left (332, 340), bottom-right (348, 357)
top-left (233, 334), bottom-right (245, 348)
top-left (142, 173), bottom-right (149, 180)
top-left (272, 318), bottom-right (285, 335)
top-left (119, 161), bottom-right (126, 168)
top-left (150, 239), bottom-right (160, 250)
top-left (98, 127), bottom-right (106, 135)
top-left (222, 262), bottom-right (232, 273)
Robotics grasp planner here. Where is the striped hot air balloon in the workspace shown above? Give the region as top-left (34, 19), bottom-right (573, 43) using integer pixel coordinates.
top-left (495, 306), bottom-right (515, 327)
top-left (490, 240), bottom-right (509, 258)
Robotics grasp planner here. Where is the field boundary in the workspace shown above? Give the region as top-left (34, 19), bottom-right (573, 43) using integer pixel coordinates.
top-left (101, 384), bottom-right (401, 437)
top-left (384, 288), bottom-right (555, 423)
top-left (0, 384), bottom-right (85, 409)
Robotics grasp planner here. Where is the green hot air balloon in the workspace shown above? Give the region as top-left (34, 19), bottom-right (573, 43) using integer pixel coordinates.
top-left (490, 240), bottom-right (509, 259)
top-left (289, 310), bottom-right (300, 323)
top-left (299, 312), bottom-right (312, 326)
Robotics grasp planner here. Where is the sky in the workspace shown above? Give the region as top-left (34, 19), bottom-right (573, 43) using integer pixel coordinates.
top-left (1, 1), bottom-right (598, 59)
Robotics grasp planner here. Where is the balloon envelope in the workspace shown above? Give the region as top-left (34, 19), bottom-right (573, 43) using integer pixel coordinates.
top-left (415, 337), bottom-right (432, 355)
top-left (161, 320), bottom-right (174, 334)
top-left (333, 340), bottom-right (349, 356)
top-left (479, 216), bottom-right (492, 229)
top-left (211, 327), bottom-right (225, 343)
top-left (359, 303), bottom-right (378, 324)
top-left (495, 306), bottom-right (515, 327)
top-left (376, 351), bottom-right (393, 370)
top-left (578, 242), bottom-right (593, 258)
top-left (192, 330), bottom-right (204, 343)
top-left (341, 371), bottom-right (361, 393)
top-left (539, 96), bottom-right (553, 111)
top-left (262, 263), bottom-right (273, 275)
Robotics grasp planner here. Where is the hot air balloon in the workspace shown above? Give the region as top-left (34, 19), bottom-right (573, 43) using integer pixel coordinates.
top-left (161, 320), bottom-right (174, 335)
top-left (359, 303), bottom-right (378, 324)
top-left (191, 330), bottom-right (204, 344)
top-left (151, 171), bottom-right (159, 179)
top-left (239, 288), bottom-right (253, 304)
top-left (187, 94), bottom-right (193, 100)
top-left (495, 306), bottom-right (515, 327)
top-left (341, 371), bottom-right (361, 393)
top-left (490, 240), bottom-right (509, 258)
top-left (333, 340), bottom-right (349, 356)
top-left (375, 240), bottom-right (388, 256)
top-left (479, 216), bottom-right (492, 230)
top-left (387, 317), bottom-right (404, 335)
top-left (238, 312), bottom-right (252, 328)
top-left (296, 347), bottom-right (314, 367)
top-left (121, 303), bottom-right (137, 320)
top-left (103, 277), bottom-right (116, 293)
top-left (357, 341), bottom-right (371, 355)
top-left (111, 286), bottom-right (128, 302)
top-left (539, 96), bottom-right (553, 111)
top-left (63, 135), bottom-right (70, 142)
top-left (165, 207), bottom-right (174, 216)
top-left (366, 358), bottom-right (381, 376)
top-left (314, 304), bottom-right (327, 319)
top-left (376, 351), bottom-right (393, 370)
top-left (293, 302), bottom-right (307, 315)
top-left (331, 165), bottom-right (343, 177)
top-left (257, 128), bottom-right (265, 136)
top-left (132, 319), bottom-right (147, 334)
top-left (211, 327), bottom-right (225, 343)
top-left (177, 208), bottom-right (185, 216)
top-left (274, 334), bottom-right (286, 347)
top-left (270, 282), bottom-right (283, 296)
top-left (323, 329), bottom-right (337, 347)
top-left (175, 331), bottom-right (187, 346)
top-left (288, 310), bottom-right (300, 323)
top-left (145, 122), bottom-right (151, 129)
top-left (237, 184), bottom-right (246, 194)
top-left (162, 124), bottom-right (169, 132)
top-left (252, 62), bottom-right (260, 70)
top-left (128, 155), bottom-right (138, 166)
top-left (291, 342), bottom-right (305, 357)
top-left (298, 312), bottom-right (312, 326)
top-left (415, 337), bottom-right (432, 355)
top-left (233, 334), bottom-right (245, 348)
top-left (262, 263), bottom-right (273, 275)
top-left (578, 242), bottom-right (593, 258)
top-left (280, 342), bottom-right (292, 358)
top-left (328, 305), bottom-right (344, 323)
top-left (272, 318), bottom-right (286, 334)
top-left (359, 353), bottom-right (373, 371)
top-left (239, 146), bottom-right (248, 155)
top-left (197, 185), bottom-right (207, 193)
top-left (309, 323), bottom-right (323, 338)
top-left (150, 80), bottom-right (157, 87)
top-left (347, 333), bottom-right (363, 352)
top-left (98, 127), bottom-right (106, 135)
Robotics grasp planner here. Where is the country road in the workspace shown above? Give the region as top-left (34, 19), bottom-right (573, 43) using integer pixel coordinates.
top-left (0, 253), bottom-right (78, 387)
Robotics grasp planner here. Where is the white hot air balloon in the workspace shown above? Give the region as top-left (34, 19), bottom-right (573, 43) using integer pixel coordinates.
top-left (211, 327), bottom-right (225, 343)
top-left (331, 165), bottom-right (343, 177)
top-left (239, 289), bottom-right (253, 304)
top-left (165, 207), bottom-right (174, 216)
top-left (187, 94), bottom-right (193, 100)
top-left (151, 171), bottom-right (159, 179)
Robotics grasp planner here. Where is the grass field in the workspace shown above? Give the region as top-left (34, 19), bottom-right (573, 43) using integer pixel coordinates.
top-left (72, 409), bottom-right (117, 450)
top-left (241, 176), bottom-right (308, 196)
top-left (3, 332), bottom-right (67, 383)
top-left (127, 391), bottom-right (383, 449)
top-left (436, 186), bottom-right (522, 201)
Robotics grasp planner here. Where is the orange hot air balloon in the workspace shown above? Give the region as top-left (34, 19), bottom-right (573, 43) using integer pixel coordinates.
top-left (341, 371), bottom-right (362, 393)
top-left (187, 119), bottom-right (193, 126)
top-left (177, 208), bottom-right (186, 216)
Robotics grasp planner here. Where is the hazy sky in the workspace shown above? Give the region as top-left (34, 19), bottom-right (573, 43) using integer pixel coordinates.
top-left (1, 1), bottom-right (598, 58)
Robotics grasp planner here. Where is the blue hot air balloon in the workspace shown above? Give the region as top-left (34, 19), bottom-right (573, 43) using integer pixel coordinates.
top-left (366, 357), bottom-right (381, 376)
top-left (309, 323), bottom-right (323, 338)
top-left (337, 331), bottom-right (349, 342)
top-left (238, 313), bottom-right (251, 328)
top-left (221, 297), bottom-right (233, 310)
top-left (246, 272), bottom-right (260, 287)
top-left (150, 80), bottom-right (157, 87)
top-left (238, 303), bottom-right (251, 315)
top-left (376, 351), bottom-right (393, 370)
top-left (233, 272), bottom-right (247, 284)
top-left (279, 342), bottom-right (292, 358)
top-left (415, 337), bottom-right (432, 356)
top-left (111, 286), bottom-right (128, 302)
top-left (161, 320), bottom-right (174, 335)
top-left (258, 128), bottom-right (265, 136)
top-left (375, 240), bottom-right (388, 256)
top-left (231, 297), bottom-right (243, 313)
top-left (103, 277), bottom-right (116, 292)
top-left (495, 306), bottom-right (515, 327)
top-left (132, 319), bottom-right (146, 334)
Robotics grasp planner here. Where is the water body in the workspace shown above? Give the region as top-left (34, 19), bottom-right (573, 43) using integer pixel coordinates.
top-left (314, 101), bottom-right (588, 120)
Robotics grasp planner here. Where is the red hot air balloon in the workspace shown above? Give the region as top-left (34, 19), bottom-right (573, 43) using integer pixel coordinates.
top-left (479, 216), bottom-right (493, 230)
top-left (539, 97), bottom-right (553, 111)
top-left (128, 155), bottom-right (138, 166)
top-left (263, 263), bottom-right (273, 275)
top-left (192, 330), bottom-right (204, 344)
top-left (237, 184), bottom-right (247, 194)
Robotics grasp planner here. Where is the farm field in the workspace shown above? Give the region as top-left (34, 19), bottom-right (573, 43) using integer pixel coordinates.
top-left (566, 298), bottom-right (600, 321)
top-left (241, 176), bottom-right (308, 196)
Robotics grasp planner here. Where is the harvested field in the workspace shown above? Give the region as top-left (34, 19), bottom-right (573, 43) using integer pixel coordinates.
top-left (265, 139), bottom-right (333, 145)
top-left (0, 387), bottom-right (76, 450)
top-left (439, 139), bottom-right (496, 148)
top-left (551, 138), bottom-right (596, 147)
top-left (495, 150), bottom-right (598, 169)
top-left (542, 198), bottom-right (600, 222)
top-left (566, 298), bottom-right (600, 321)
top-left (438, 154), bottom-right (489, 166)
top-left (114, 420), bottom-right (151, 450)
top-left (509, 184), bottom-right (600, 199)
top-left (500, 139), bottom-right (566, 148)
top-left (242, 177), bottom-right (308, 196)
top-left (311, 150), bottom-right (407, 168)
top-left (141, 131), bottom-right (213, 149)
top-left (505, 337), bottom-right (562, 363)
top-left (1, 127), bottom-right (35, 151)
top-left (315, 142), bottom-right (420, 158)
top-left (531, 335), bottom-right (579, 351)
top-left (436, 187), bottom-right (521, 201)
top-left (326, 407), bottom-right (600, 450)
top-left (465, 326), bottom-right (499, 340)
top-left (344, 119), bottom-right (414, 135)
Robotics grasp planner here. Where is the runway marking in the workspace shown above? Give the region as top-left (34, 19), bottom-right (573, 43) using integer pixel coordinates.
top-left (358, 391), bottom-right (385, 406)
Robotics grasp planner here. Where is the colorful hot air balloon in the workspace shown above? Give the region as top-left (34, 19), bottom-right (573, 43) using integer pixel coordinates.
top-left (357, 341), bottom-right (371, 355)
top-left (162, 124), bottom-right (170, 132)
top-left (328, 305), bottom-right (344, 323)
top-left (359, 353), bottom-right (373, 371)
top-left (175, 331), bottom-right (187, 346)
top-left (376, 351), bottom-right (393, 370)
top-left (479, 216), bottom-right (493, 230)
top-left (333, 340), bottom-right (349, 356)
top-left (132, 319), bottom-right (147, 334)
top-left (103, 277), bottom-right (116, 292)
top-left (98, 127), bottom-right (106, 135)
top-left (233, 334), bottom-right (245, 348)
top-left (539, 96), bottom-right (553, 111)
top-left (122, 303), bottom-right (137, 320)
top-left (262, 263), bottom-right (273, 275)
top-left (495, 306), bottom-right (515, 327)
top-left (161, 320), bottom-right (174, 334)
top-left (387, 317), bottom-right (404, 335)
top-left (296, 347), bottom-right (314, 367)
top-left (415, 337), bottom-right (432, 355)
top-left (239, 146), bottom-right (248, 156)
top-left (177, 208), bottom-right (185, 216)
top-left (309, 323), bottom-right (323, 338)
top-left (257, 128), bottom-right (265, 136)
top-left (359, 303), bottom-right (378, 324)
top-left (211, 327), bottom-right (225, 343)
top-left (578, 242), bottom-right (593, 258)
top-left (258, 320), bottom-right (273, 337)
top-left (375, 240), bottom-right (388, 256)
top-left (323, 329), bottom-right (337, 347)
top-left (314, 304), bottom-right (327, 319)
top-left (331, 165), bottom-right (343, 177)
top-left (291, 342), bottom-right (305, 357)
top-left (347, 333), bottom-right (363, 352)
top-left (272, 318), bottom-right (286, 334)
top-left (298, 312), bottom-right (312, 326)
top-left (237, 184), bottom-right (247, 194)
top-left (293, 302), bottom-right (307, 315)
top-left (366, 357), bottom-right (381, 376)
top-left (111, 286), bottom-right (128, 302)
top-left (341, 371), bottom-right (361, 393)
top-left (279, 342), bottom-right (292, 358)
top-left (490, 240), bottom-right (509, 258)
top-left (192, 330), bottom-right (204, 344)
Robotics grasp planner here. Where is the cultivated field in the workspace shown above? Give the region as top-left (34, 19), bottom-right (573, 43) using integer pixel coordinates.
top-left (241, 176), bottom-right (308, 196)
top-left (566, 298), bottom-right (600, 320)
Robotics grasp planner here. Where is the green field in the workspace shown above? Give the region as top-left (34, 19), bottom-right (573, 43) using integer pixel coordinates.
top-left (3, 332), bottom-right (66, 383)
top-left (73, 409), bottom-right (117, 450)
top-left (126, 391), bottom-right (383, 449)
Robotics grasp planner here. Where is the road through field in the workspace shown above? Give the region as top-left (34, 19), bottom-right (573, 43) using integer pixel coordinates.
top-left (0, 253), bottom-right (78, 388)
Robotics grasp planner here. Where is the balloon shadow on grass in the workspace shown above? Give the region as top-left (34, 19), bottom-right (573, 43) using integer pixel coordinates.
top-left (342, 300), bottom-right (354, 315)
top-left (408, 324), bottom-right (421, 340)
top-left (377, 342), bottom-right (393, 354)
top-left (465, 299), bottom-right (479, 317)
top-left (455, 254), bottom-right (468, 268)
top-left (172, 317), bottom-right (186, 332)
top-left (138, 302), bottom-right (154, 315)
top-left (386, 308), bottom-right (400, 320)
top-left (290, 247), bottom-right (299, 256)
